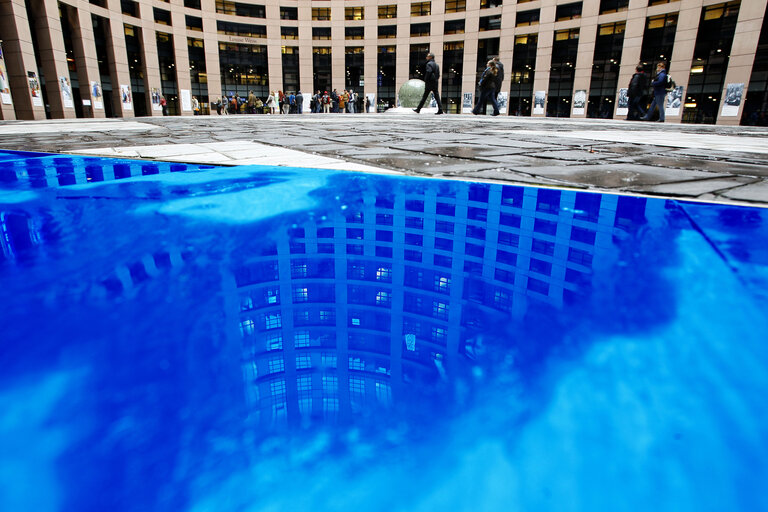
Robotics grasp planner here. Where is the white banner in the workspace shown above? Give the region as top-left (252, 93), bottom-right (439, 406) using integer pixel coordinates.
top-left (181, 89), bottom-right (192, 111)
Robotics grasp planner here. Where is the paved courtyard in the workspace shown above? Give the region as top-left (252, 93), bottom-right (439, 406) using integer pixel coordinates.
top-left (1, 113), bottom-right (767, 206)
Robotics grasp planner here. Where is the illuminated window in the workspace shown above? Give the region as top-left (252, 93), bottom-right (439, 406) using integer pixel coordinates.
top-left (431, 326), bottom-right (447, 341)
top-left (349, 357), bottom-right (365, 370)
top-left (297, 376), bottom-right (312, 392)
top-left (215, 1), bottom-right (265, 17)
top-left (445, 0), bottom-right (465, 13)
top-left (280, 6), bottom-right (297, 20)
top-left (432, 301), bottom-right (449, 319)
top-left (239, 318), bottom-right (255, 336)
top-left (376, 266), bottom-right (392, 282)
top-left (555, 2), bottom-right (582, 22)
top-left (434, 275), bottom-right (450, 293)
top-left (411, 2), bottom-right (431, 16)
top-left (480, 0), bottom-right (502, 7)
top-left (312, 7), bottom-right (331, 21)
top-left (291, 261), bottom-right (307, 278)
top-left (379, 4), bottom-right (397, 19)
top-left (293, 286), bottom-right (308, 303)
top-left (375, 291), bottom-right (391, 306)
top-left (516, 9), bottom-right (539, 27)
top-left (281, 26), bottom-right (298, 39)
top-left (345, 6), bottom-right (364, 20)
top-left (266, 288), bottom-right (279, 304)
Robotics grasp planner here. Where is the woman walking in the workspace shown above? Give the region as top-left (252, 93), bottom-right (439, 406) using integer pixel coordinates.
top-left (473, 60), bottom-right (500, 116)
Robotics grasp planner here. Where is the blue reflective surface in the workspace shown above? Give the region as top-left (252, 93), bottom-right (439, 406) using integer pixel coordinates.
top-left (1, 150), bottom-right (767, 511)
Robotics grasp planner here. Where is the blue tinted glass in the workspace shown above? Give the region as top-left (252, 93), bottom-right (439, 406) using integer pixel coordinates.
top-left (1, 150), bottom-right (767, 512)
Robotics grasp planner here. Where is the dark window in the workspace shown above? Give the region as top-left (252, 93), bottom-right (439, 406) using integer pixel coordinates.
top-left (556, 2), bottom-right (582, 22)
top-left (121, 0), bottom-right (139, 17)
top-left (184, 0), bottom-right (200, 8)
top-left (346, 26), bottom-right (364, 39)
top-left (280, 6), bottom-right (298, 20)
top-left (281, 26), bottom-right (298, 39)
top-left (217, 21), bottom-right (266, 38)
top-left (411, 23), bottom-right (431, 37)
top-left (480, 0), bottom-right (502, 7)
top-left (154, 8), bottom-right (172, 25)
top-left (215, 1), bottom-right (266, 18)
top-left (313, 27), bottom-right (331, 40)
top-left (479, 15), bottom-right (502, 31)
top-left (444, 19), bottom-right (465, 35)
top-left (599, 0), bottom-right (628, 14)
top-left (186, 15), bottom-right (203, 31)
top-left (516, 9), bottom-right (539, 27)
top-left (379, 25), bottom-right (397, 39)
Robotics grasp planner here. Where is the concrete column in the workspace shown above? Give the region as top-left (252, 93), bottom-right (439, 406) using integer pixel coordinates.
top-left (30, 0), bottom-right (76, 118)
top-left (201, 0), bottom-right (222, 103)
top-left (100, 0), bottom-right (134, 118)
top-left (532, 5), bottom-right (556, 117)
top-left (0, 0), bottom-right (46, 119)
top-left (616, 1), bottom-right (650, 118)
top-left (665, 0), bottom-right (704, 124)
top-left (716, 0), bottom-right (768, 125)
top-left (330, 0), bottom-right (345, 92)
top-left (68, 4), bottom-right (107, 118)
top-left (141, 22), bottom-right (164, 116)
top-left (170, 13), bottom-right (193, 116)
top-left (571, 2), bottom-right (599, 118)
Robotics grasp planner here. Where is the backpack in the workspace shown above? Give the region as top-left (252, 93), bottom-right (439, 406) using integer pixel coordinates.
top-left (666, 74), bottom-right (676, 92)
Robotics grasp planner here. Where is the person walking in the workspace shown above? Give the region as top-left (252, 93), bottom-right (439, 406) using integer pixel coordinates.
top-left (414, 52), bottom-right (444, 115)
top-left (642, 62), bottom-right (667, 122)
top-left (493, 56), bottom-right (504, 105)
top-left (472, 60), bottom-right (500, 116)
top-left (296, 91), bottom-right (304, 114)
top-left (192, 95), bottom-right (200, 115)
top-left (265, 91), bottom-right (276, 114)
top-left (247, 90), bottom-right (257, 114)
top-left (627, 64), bottom-right (648, 121)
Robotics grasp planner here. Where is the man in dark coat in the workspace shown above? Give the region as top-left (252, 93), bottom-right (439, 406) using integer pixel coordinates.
top-left (642, 62), bottom-right (668, 122)
top-left (413, 52), bottom-right (445, 115)
top-left (627, 64), bottom-right (648, 121)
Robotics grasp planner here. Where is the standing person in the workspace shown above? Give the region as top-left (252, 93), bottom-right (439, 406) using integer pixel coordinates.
top-left (160, 95), bottom-right (168, 116)
top-left (313, 90), bottom-right (322, 113)
top-left (247, 90), bottom-right (257, 114)
top-left (331, 89), bottom-right (339, 113)
top-left (192, 95), bottom-right (200, 115)
top-left (627, 64), bottom-right (648, 121)
top-left (348, 90), bottom-right (357, 113)
top-left (322, 91), bottom-right (331, 113)
top-left (413, 52), bottom-right (444, 115)
top-left (339, 90), bottom-right (348, 113)
top-left (265, 91), bottom-right (276, 114)
top-left (220, 96), bottom-right (228, 115)
top-left (472, 60), bottom-right (500, 116)
top-left (296, 91), bottom-right (304, 114)
top-left (288, 91), bottom-right (296, 113)
top-left (493, 56), bottom-right (504, 105)
top-left (642, 62), bottom-right (667, 122)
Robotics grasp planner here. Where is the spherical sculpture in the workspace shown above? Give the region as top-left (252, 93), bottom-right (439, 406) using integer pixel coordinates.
top-left (398, 79), bottom-right (426, 108)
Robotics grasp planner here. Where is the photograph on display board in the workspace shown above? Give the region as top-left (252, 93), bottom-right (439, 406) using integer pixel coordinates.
top-left (573, 90), bottom-right (586, 115)
top-left (462, 92), bottom-right (473, 113)
top-left (0, 43), bottom-right (12, 105)
top-left (151, 88), bottom-right (162, 111)
top-left (27, 71), bottom-right (42, 106)
top-left (91, 81), bottom-right (104, 109)
top-left (721, 83), bottom-right (744, 117)
top-left (497, 92), bottom-right (508, 114)
top-left (533, 91), bottom-right (545, 114)
top-left (120, 84), bottom-right (133, 110)
top-left (665, 86), bottom-right (684, 117)
top-left (616, 88), bottom-right (629, 116)
top-left (59, 76), bottom-right (74, 108)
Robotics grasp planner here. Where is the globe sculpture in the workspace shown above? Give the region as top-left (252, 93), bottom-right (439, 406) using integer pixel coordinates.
top-left (398, 79), bottom-right (426, 108)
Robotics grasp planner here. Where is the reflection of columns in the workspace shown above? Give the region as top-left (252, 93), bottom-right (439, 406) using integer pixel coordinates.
top-left (31, 0), bottom-right (76, 118)
top-left (141, 25), bottom-right (163, 117)
top-left (0, 0), bottom-right (45, 119)
top-left (68, 6), bottom-right (106, 118)
top-left (106, 7), bottom-right (135, 118)
top-left (717, 0), bottom-right (768, 125)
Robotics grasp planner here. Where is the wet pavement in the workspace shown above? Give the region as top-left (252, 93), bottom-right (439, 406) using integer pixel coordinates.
top-left (1, 114), bottom-right (767, 206)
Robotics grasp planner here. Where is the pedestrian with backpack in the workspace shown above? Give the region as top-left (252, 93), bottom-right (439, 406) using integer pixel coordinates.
top-left (642, 62), bottom-right (668, 122)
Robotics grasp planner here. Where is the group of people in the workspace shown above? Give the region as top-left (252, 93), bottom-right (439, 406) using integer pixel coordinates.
top-left (212, 89), bottom-right (371, 115)
top-left (627, 62), bottom-right (670, 122)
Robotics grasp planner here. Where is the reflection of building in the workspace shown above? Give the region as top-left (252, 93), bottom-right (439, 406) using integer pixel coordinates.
top-left (234, 179), bottom-right (664, 428)
top-left (0, 1), bottom-right (765, 123)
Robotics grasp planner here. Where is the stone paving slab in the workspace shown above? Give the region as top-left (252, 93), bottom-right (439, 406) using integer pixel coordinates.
top-left (1, 115), bottom-right (767, 206)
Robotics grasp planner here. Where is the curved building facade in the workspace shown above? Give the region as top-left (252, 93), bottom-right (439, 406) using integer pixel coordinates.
top-left (0, 0), bottom-right (767, 124)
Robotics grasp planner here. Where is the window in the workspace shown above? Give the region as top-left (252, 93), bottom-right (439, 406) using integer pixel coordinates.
top-left (240, 318), bottom-right (255, 337)
top-left (265, 313), bottom-right (282, 330)
top-left (215, 1), bottom-right (266, 18)
top-left (323, 375), bottom-right (338, 393)
top-left (346, 26), bottom-right (364, 39)
top-left (599, 0), bottom-right (628, 14)
top-left (291, 261), bottom-right (307, 278)
top-left (345, 7), bottom-right (364, 20)
top-left (217, 21), bottom-right (266, 38)
top-left (445, 0), bottom-right (466, 13)
top-left (480, 0), bottom-right (502, 7)
top-left (376, 291), bottom-right (391, 306)
top-left (154, 8), bottom-right (172, 25)
top-left (444, 19), bottom-right (465, 34)
top-left (313, 27), bottom-right (331, 40)
top-left (280, 6), bottom-right (297, 20)
top-left (379, 4), bottom-right (397, 19)
top-left (186, 15), bottom-right (203, 31)
top-left (376, 266), bottom-right (392, 282)
top-left (121, 0), bottom-right (139, 17)
top-left (268, 357), bottom-right (285, 374)
top-left (312, 7), bottom-right (331, 21)
top-left (434, 275), bottom-right (450, 293)
top-left (379, 25), bottom-right (397, 39)
top-left (411, 23), bottom-right (431, 37)
top-left (297, 375), bottom-right (312, 392)
top-left (556, 2), bottom-right (582, 22)
top-left (281, 26), bottom-right (298, 39)
top-left (293, 286), bottom-right (308, 303)
top-left (184, 0), bottom-right (200, 8)
top-left (296, 354), bottom-right (311, 369)
top-left (516, 9), bottom-right (539, 27)
top-left (295, 330), bottom-right (311, 348)
top-left (266, 333), bottom-right (283, 351)
top-left (432, 301), bottom-right (449, 319)
top-left (411, 2), bottom-right (431, 16)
